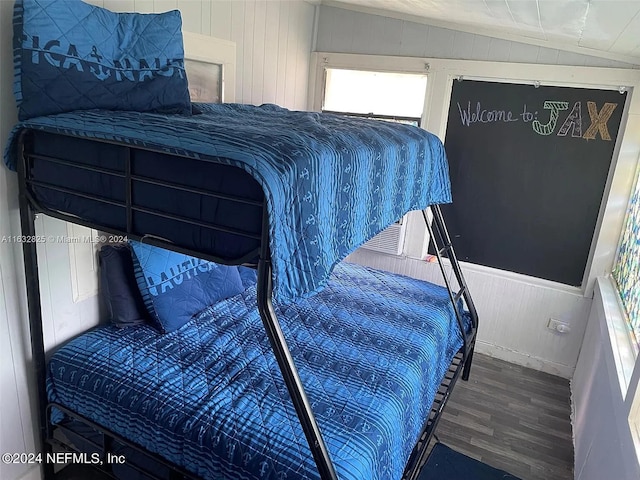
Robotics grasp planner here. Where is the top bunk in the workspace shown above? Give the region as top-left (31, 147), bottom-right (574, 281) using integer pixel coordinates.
top-left (6, 0), bottom-right (453, 302)
top-left (5, 103), bottom-right (452, 302)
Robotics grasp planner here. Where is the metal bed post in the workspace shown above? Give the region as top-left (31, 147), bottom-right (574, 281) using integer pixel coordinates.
top-left (16, 133), bottom-right (55, 480)
top-left (256, 206), bottom-right (339, 480)
top-left (402, 205), bottom-right (480, 480)
top-left (423, 205), bottom-right (479, 379)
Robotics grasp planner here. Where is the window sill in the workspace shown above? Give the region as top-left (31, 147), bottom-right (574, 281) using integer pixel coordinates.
top-left (598, 276), bottom-right (637, 398)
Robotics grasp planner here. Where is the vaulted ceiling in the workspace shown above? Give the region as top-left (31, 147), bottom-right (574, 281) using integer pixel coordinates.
top-left (324, 0), bottom-right (640, 64)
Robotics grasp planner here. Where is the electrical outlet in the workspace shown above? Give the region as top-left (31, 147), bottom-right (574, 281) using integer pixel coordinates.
top-left (548, 318), bottom-right (571, 334)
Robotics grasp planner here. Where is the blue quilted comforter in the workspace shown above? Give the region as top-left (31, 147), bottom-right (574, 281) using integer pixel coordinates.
top-left (47, 262), bottom-right (466, 480)
top-left (4, 104), bottom-right (451, 301)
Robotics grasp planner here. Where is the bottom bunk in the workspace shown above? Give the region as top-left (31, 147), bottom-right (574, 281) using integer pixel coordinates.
top-left (46, 262), bottom-right (472, 480)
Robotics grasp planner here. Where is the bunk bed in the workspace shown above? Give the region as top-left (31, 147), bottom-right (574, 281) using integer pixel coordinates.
top-left (6, 101), bottom-right (478, 480)
top-left (6, 2), bottom-right (478, 479)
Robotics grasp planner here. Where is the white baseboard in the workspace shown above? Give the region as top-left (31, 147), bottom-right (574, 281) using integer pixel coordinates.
top-left (475, 340), bottom-right (575, 379)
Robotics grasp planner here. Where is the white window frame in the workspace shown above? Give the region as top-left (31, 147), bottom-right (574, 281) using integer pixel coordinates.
top-left (183, 31), bottom-right (236, 103)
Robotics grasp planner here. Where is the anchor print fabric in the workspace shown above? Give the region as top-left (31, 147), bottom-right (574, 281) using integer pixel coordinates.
top-left (47, 262), bottom-right (467, 480)
top-left (5, 103), bottom-right (451, 301)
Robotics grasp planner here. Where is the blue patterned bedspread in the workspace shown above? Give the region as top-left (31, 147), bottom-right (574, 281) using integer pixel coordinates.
top-left (47, 262), bottom-right (465, 480)
top-left (4, 104), bottom-right (451, 301)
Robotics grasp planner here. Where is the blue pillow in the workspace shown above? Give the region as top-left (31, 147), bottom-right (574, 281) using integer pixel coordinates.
top-left (238, 266), bottom-right (258, 289)
top-left (129, 241), bottom-right (244, 333)
top-left (13, 0), bottom-right (191, 120)
top-left (98, 244), bottom-right (147, 328)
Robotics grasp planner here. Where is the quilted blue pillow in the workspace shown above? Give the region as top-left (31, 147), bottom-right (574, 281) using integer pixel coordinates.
top-left (13, 0), bottom-right (191, 120)
top-left (129, 241), bottom-right (244, 333)
top-left (238, 265), bottom-right (258, 289)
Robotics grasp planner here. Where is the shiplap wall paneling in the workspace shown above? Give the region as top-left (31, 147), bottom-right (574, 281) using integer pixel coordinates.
top-left (130, 0), bottom-right (154, 14)
top-left (275, 1), bottom-right (291, 103)
top-left (177, 0), bottom-right (202, 34)
top-left (286, 1), bottom-right (302, 108)
top-left (1, 1), bottom-right (39, 479)
top-left (212, 0), bottom-right (314, 109)
top-left (210, 1), bottom-right (231, 39)
top-left (90, 0), bottom-right (315, 110)
top-left (251, 1), bottom-right (267, 106)
top-left (152, 0), bottom-right (178, 14)
top-left (101, 0), bottom-right (134, 13)
top-left (262, 1), bottom-right (280, 103)
top-left (240, 0), bottom-right (256, 103)
top-left (0, 260), bottom-right (38, 480)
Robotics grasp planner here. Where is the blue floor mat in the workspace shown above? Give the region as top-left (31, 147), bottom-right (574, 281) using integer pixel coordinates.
top-left (420, 443), bottom-right (522, 480)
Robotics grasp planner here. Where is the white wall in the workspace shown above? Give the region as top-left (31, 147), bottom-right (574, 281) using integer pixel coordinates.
top-left (572, 278), bottom-right (640, 480)
top-left (1, 3), bottom-right (40, 480)
top-left (101, 0), bottom-right (315, 110)
top-left (316, 5), bottom-right (640, 378)
top-left (0, 2), bottom-right (316, 480)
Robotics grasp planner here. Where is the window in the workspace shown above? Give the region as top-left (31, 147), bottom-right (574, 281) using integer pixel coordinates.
top-left (322, 68), bottom-right (428, 256)
top-left (323, 68), bottom-right (427, 126)
top-left (613, 163), bottom-right (640, 350)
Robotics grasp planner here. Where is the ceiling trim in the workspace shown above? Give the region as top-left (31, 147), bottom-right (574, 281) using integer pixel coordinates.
top-left (321, 1), bottom-right (640, 67)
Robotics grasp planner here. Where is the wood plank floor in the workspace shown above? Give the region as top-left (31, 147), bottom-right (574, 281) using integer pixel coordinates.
top-left (433, 353), bottom-right (574, 480)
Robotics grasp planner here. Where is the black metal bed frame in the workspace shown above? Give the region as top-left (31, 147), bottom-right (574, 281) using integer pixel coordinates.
top-left (16, 129), bottom-right (478, 480)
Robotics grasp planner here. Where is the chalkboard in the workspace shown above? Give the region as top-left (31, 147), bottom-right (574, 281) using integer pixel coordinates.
top-left (438, 80), bottom-right (626, 286)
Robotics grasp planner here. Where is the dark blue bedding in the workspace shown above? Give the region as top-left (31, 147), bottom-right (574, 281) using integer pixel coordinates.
top-left (47, 262), bottom-right (466, 480)
top-left (13, 0), bottom-right (191, 120)
top-left (5, 104), bottom-right (452, 301)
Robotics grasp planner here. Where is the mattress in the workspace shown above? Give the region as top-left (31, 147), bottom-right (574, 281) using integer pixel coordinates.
top-left (47, 262), bottom-right (467, 480)
top-left (5, 103), bottom-right (452, 301)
